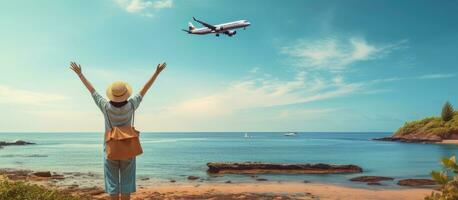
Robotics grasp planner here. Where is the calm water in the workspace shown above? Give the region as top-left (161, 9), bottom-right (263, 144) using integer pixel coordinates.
top-left (1, 132), bottom-right (457, 187)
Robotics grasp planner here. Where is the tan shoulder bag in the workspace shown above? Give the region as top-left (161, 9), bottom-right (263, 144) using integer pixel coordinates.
top-left (104, 102), bottom-right (143, 160)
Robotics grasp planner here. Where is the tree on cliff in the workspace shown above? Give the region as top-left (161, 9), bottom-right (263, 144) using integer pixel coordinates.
top-left (442, 101), bottom-right (454, 122)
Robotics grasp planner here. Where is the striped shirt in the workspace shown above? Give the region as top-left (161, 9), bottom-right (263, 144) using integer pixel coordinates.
top-left (91, 91), bottom-right (143, 131)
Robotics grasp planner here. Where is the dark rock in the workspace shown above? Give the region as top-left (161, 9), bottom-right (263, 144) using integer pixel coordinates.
top-left (397, 179), bottom-right (437, 187)
top-left (32, 171), bottom-right (52, 177)
top-left (51, 174), bottom-right (65, 180)
top-left (303, 180), bottom-right (310, 183)
top-left (0, 140), bottom-right (35, 148)
top-left (140, 177), bottom-right (150, 181)
top-left (350, 176), bottom-right (394, 183)
top-left (187, 176), bottom-right (199, 180)
top-left (12, 140), bottom-right (34, 145)
top-left (225, 180), bottom-right (232, 183)
top-left (256, 178), bottom-right (268, 181)
top-left (170, 179), bottom-right (176, 183)
top-left (367, 182), bottom-right (382, 186)
top-left (207, 162), bottom-right (363, 174)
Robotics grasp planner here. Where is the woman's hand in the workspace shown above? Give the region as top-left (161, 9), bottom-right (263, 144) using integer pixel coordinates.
top-left (69, 61), bottom-right (95, 93)
top-left (140, 62), bottom-right (166, 97)
top-left (156, 62), bottom-right (167, 74)
top-left (70, 62), bottom-right (82, 76)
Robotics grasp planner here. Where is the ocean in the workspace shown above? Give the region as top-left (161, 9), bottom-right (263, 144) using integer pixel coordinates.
top-left (1, 132), bottom-right (457, 188)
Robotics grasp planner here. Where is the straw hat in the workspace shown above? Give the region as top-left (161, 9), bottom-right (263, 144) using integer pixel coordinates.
top-left (106, 81), bottom-right (132, 102)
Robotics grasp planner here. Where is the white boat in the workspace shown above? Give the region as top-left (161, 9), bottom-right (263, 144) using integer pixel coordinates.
top-left (244, 133), bottom-right (250, 138)
top-left (284, 132), bottom-right (297, 136)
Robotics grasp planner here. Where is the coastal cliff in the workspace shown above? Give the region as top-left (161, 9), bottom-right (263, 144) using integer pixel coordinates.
top-left (376, 110), bottom-right (458, 143)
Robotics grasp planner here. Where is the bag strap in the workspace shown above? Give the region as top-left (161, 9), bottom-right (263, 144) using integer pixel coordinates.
top-left (130, 101), bottom-right (135, 127)
top-left (104, 104), bottom-right (113, 129)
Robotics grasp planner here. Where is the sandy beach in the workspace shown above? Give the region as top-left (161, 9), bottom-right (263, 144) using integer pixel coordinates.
top-left (437, 139), bottom-right (458, 144)
top-left (104, 182), bottom-right (433, 200)
top-left (0, 168), bottom-right (435, 200)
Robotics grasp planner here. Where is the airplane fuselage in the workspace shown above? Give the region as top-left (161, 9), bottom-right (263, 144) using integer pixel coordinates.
top-left (191, 20), bottom-right (250, 35)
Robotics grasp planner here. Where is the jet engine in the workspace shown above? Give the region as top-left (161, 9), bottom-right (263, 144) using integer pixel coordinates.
top-left (227, 30), bottom-right (237, 36)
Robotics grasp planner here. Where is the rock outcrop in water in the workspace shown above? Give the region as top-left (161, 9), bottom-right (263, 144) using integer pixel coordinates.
top-left (0, 140), bottom-right (35, 149)
top-left (207, 162), bottom-right (363, 174)
top-left (397, 179), bottom-right (437, 187)
top-left (350, 176), bottom-right (394, 186)
top-left (350, 176), bottom-right (394, 182)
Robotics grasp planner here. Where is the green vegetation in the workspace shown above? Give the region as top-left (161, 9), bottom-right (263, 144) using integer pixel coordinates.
top-left (0, 177), bottom-right (87, 200)
top-left (426, 156), bottom-right (458, 200)
top-left (394, 102), bottom-right (458, 139)
top-left (442, 102), bottom-right (455, 122)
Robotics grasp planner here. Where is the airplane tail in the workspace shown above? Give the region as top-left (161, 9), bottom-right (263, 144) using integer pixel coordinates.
top-left (188, 22), bottom-right (195, 31)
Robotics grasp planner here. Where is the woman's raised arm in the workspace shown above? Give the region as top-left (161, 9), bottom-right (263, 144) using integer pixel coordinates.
top-left (69, 62), bottom-right (95, 94)
top-left (140, 62), bottom-right (166, 97)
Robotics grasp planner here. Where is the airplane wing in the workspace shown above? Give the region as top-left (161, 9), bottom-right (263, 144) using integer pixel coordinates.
top-left (193, 17), bottom-right (217, 30)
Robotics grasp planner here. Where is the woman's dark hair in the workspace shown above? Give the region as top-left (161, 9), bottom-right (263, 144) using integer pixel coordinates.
top-left (110, 101), bottom-right (128, 108)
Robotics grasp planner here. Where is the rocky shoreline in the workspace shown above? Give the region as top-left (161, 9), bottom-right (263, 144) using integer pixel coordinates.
top-left (373, 137), bottom-right (442, 143)
top-left (0, 168), bottom-right (105, 199)
top-left (207, 162), bottom-right (363, 174)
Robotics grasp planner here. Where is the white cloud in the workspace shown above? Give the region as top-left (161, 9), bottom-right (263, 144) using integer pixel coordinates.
top-left (0, 85), bottom-right (66, 105)
top-left (281, 37), bottom-right (406, 71)
top-left (147, 37), bottom-right (408, 122)
top-left (115, 0), bottom-right (172, 16)
top-left (418, 73), bottom-right (456, 79)
top-left (126, 0), bottom-right (152, 13)
top-left (154, 71), bottom-right (361, 119)
top-left (364, 73), bottom-right (455, 94)
top-left (152, 0), bottom-right (172, 9)
top-left (369, 73), bottom-right (455, 84)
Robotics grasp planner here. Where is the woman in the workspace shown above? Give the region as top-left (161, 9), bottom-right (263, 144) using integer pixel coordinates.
top-left (70, 61), bottom-right (166, 200)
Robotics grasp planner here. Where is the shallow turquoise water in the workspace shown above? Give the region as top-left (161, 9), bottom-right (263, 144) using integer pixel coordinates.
top-left (1, 132), bottom-right (457, 187)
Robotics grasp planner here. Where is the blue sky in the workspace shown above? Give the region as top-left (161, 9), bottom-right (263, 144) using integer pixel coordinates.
top-left (0, 0), bottom-right (457, 132)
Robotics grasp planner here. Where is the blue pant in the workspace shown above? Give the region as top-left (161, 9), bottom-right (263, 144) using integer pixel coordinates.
top-left (104, 157), bottom-right (136, 195)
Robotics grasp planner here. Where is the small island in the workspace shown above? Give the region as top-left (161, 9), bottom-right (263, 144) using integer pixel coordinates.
top-left (375, 102), bottom-right (458, 143)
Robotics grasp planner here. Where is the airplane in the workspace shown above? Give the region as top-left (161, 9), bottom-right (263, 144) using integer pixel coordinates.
top-left (182, 17), bottom-right (251, 37)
